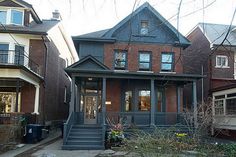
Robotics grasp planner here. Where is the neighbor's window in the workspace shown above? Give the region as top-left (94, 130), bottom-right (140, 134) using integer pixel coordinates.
top-left (140, 21), bottom-right (148, 35)
top-left (214, 99), bottom-right (224, 115)
top-left (0, 44), bottom-right (9, 63)
top-left (0, 11), bottom-right (7, 24)
top-left (226, 98), bottom-right (236, 115)
top-left (138, 90), bottom-right (150, 111)
top-left (139, 52), bottom-right (151, 70)
top-left (11, 10), bottom-right (23, 25)
top-left (161, 52), bottom-right (174, 71)
top-left (125, 91), bottom-right (132, 112)
top-left (0, 92), bottom-right (20, 113)
top-left (216, 55), bottom-right (228, 68)
top-left (114, 50), bottom-right (127, 69)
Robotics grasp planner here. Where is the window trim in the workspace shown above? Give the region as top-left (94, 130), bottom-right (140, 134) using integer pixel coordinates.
top-left (114, 50), bottom-right (127, 70)
top-left (139, 51), bottom-right (151, 71)
top-left (161, 52), bottom-right (174, 72)
top-left (10, 9), bottom-right (24, 25)
top-left (215, 55), bottom-right (229, 68)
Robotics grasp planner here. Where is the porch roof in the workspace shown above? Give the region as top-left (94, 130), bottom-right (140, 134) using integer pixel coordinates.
top-left (65, 68), bottom-right (203, 82)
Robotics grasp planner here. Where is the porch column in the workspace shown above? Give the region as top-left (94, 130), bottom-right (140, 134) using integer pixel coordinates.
top-left (150, 79), bottom-right (155, 126)
top-left (70, 76), bottom-right (75, 113)
top-left (192, 81), bottom-right (198, 128)
top-left (76, 83), bottom-right (81, 112)
top-left (33, 85), bottom-right (40, 114)
top-left (177, 86), bottom-right (181, 113)
top-left (102, 78), bottom-right (107, 125)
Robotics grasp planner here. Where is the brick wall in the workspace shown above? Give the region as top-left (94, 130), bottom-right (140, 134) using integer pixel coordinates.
top-left (104, 43), bottom-right (183, 73)
top-left (106, 79), bottom-right (121, 112)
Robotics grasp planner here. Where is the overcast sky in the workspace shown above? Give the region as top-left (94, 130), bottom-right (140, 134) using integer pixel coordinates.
top-left (25, 0), bottom-right (236, 36)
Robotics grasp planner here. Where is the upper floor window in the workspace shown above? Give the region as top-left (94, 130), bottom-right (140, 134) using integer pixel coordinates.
top-left (216, 55), bottom-right (228, 68)
top-left (0, 9), bottom-right (23, 25)
top-left (11, 10), bottom-right (23, 25)
top-left (161, 52), bottom-right (174, 72)
top-left (140, 21), bottom-right (148, 35)
top-left (114, 50), bottom-right (127, 70)
top-left (0, 44), bottom-right (9, 63)
top-left (139, 52), bottom-right (151, 70)
top-left (0, 10), bottom-right (7, 24)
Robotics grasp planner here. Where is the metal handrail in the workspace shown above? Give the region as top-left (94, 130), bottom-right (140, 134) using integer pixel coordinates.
top-left (0, 50), bottom-right (41, 76)
top-left (63, 112), bottom-right (74, 144)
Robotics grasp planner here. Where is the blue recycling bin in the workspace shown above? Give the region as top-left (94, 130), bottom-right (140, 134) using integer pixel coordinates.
top-left (26, 124), bottom-right (44, 143)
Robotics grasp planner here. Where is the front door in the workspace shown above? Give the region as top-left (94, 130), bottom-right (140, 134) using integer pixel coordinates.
top-left (84, 96), bottom-right (97, 124)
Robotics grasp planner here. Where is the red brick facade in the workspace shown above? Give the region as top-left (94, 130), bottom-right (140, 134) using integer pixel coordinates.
top-left (104, 43), bottom-right (183, 73)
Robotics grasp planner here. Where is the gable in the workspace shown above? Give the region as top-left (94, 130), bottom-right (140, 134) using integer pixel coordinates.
top-left (111, 7), bottom-right (178, 44)
top-left (103, 2), bottom-right (190, 47)
top-left (0, 0), bottom-right (24, 7)
top-left (67, 55), bottom-right (109, 71)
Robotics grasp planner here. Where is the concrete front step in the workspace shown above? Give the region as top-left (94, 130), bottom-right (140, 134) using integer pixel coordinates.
top-left (67, 136), bottom-right (102, 141)
top-left (66, 140), bottom-right (103, 145)
top-left (62, 144), bottom-right (104, 150)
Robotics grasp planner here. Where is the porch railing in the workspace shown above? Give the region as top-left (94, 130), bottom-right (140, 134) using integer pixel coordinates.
top-left (0, 50), bottom-right (41, 76)
top-left (63, 112), bottom-right (75, 144)
top-left (105, 112), bottom-right (190, 127)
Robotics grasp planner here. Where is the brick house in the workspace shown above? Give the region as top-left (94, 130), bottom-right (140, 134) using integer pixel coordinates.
top-left (183, 23), bottom-right (236, 134)
top-left (0, 0), bottom-right (78, 126)
top-left (62, 2), bottom-right (202, 150)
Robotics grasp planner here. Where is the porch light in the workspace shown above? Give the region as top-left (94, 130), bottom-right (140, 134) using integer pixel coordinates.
top-left (105, 101), bottom-right (111, 105)
top-left (88, 78), bottom-right (93, 81)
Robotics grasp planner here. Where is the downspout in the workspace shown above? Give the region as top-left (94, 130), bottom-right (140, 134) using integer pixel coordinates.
top-left (41, 35), bottom-right (49, 124)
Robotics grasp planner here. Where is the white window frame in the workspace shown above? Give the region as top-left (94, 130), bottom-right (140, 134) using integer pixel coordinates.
top-left (0, 8), bottom-right (24, 25)
top-left (215, 55), bottom-right (229, 68)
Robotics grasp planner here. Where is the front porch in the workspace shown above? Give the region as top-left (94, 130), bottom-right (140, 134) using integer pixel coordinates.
top-left (63, 76), bottom-right (199, 150)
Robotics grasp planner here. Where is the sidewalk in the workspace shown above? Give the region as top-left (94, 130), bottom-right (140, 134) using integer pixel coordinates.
top-left (0, 129), bottom-right (61, 157)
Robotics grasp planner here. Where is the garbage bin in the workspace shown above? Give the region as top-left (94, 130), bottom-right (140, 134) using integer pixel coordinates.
top-left (26, 124), bottom-right (44, 143)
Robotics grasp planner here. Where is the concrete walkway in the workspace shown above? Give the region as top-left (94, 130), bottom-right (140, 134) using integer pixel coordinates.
top-left (31, 139), bottom-right (102, 157)
top-left (0, 129), bottom-right (61, 157)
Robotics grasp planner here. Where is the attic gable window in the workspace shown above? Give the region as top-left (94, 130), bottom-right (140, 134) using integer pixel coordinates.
top-left (140, 21), bottom-right (148, 35)
top-left (11, 10), bottom-right (23, 25)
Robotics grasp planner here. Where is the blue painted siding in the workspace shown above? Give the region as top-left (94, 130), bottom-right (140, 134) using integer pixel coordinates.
top-left (79, 42), bottom-right (104, 63)
top-left (112, 8), bottom-right (178, 44)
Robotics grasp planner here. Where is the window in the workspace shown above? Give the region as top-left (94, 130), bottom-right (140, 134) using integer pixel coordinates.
top-left (11, 10), bottom-right (23, 25)
top-left (216, 55), bottom-right (228, 68)
top-left (114, 50), bottom-right (126, 69)
top-left (0, 11), bottom-right (7, 24)
top-left (138, 90), bottom-right (150, 111)
top-left (139, 52), bottom-right (151, 70)
top-left (14, 45), bottom-right (24, 65)
top-left (140, 21), bottom-right (148, 35)
top-left (214, 100), bottom-right (224, 115)
top-left (0, 92), bottom-right (20, 113)
top-left (161, 52), bottom-right (174, 71)
top-left (0, 44), bottom-right (9, 63)
top-left (125, 91), bottom-right (132, 112)
top-left (226, 98), bottom-right (236, 115)
top-left (157, 90), bottom-right (162, 112)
